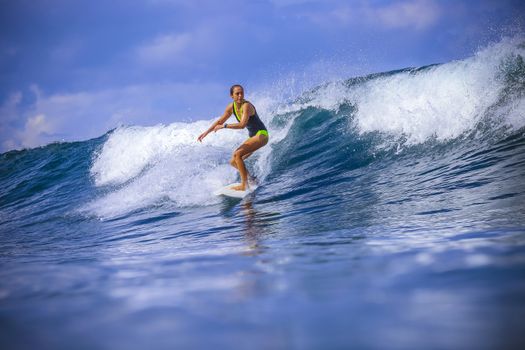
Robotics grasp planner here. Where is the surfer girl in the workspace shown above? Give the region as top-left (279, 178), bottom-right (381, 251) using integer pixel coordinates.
top-left (197, 84), bottom-right (269, 192)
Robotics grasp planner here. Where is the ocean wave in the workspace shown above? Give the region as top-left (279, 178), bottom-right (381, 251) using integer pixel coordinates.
top-left (2, 37), bottom-right (524, 219)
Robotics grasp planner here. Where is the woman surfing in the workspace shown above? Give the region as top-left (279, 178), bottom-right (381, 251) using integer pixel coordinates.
top-left (197, 84), bottom-right (269, 192)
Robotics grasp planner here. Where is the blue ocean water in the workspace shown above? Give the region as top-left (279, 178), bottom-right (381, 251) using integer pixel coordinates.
top-left (1, 38), bottom-right (525, 349)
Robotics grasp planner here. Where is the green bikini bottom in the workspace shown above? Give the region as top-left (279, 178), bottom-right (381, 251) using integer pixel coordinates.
top-left (255, 130), bottom-right (269, 137)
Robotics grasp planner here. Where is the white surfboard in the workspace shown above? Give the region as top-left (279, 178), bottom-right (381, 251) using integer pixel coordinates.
top-left (214, 183), bottom-right (258, 199)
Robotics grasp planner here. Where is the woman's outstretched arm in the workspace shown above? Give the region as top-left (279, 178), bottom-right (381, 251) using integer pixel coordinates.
top-left (197, 104), bottom-right (233, 142)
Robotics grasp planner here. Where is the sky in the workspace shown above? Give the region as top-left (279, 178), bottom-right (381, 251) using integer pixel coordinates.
top-left (0, 0), bottom-right (524, 152)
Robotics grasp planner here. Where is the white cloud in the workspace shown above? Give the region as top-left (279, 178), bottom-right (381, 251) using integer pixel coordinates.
top-left (293, 0), bottom-right (442, 32)
top-left (19, 114), bottom-right (56, 148)
top-left (0, 88), bottom-right (60, 150)
top-left (373, 0), bottom-right (441, 30)
top-left (269, 0), bottom-right (318, 7)
top-left (0, 92), bottom-right (23, 150)
top-left (134, 19), bottom-right (228, 69)
top-left (1, 104), bottom-right (58, 151)
top-left (136, 33), bottom-right (192, 65)
top-left (49, 42), bottom-right (82, 63)
top-left (0, 91), bottom-right (22, 116)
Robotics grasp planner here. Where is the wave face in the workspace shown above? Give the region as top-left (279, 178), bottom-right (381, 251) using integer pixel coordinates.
top-left (1, 37), bottom-right (525, 349)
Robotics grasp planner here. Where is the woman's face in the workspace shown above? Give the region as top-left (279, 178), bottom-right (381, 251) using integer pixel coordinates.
top-left (231, 87), bottom-right (244, 103)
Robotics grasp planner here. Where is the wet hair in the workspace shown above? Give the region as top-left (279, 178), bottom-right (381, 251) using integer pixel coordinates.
top-left (230, 84), bottom-right (244, 95)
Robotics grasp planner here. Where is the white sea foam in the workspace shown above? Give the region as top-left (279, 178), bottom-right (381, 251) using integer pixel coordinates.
top-left (350, 38), bottom-right (525, 144)
top-left (87, 108), bottom-right (281, 217)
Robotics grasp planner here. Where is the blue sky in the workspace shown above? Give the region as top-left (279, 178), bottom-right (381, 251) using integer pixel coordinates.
top-left (0, 0), bottom-right (523, 151)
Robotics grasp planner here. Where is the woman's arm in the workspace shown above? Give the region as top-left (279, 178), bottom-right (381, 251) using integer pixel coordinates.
top-left (197, 104), bottom-right (233, 142)
top-left (224, 102), bottom-right (253, 130)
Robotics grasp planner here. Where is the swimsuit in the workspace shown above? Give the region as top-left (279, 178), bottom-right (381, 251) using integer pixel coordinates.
top-left (233, 101), bottom-right (269, 138)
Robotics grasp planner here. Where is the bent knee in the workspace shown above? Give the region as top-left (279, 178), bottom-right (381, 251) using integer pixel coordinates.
top-left (233, 150), bottom-right (244, 159)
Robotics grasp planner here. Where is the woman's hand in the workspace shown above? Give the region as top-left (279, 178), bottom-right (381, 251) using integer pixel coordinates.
top-left (197, 131), bottom-right (208, 142)
top-left (213, 124), bottom-right (225, 133)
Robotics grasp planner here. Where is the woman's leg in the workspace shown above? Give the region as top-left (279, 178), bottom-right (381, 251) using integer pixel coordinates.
top-left (230, 152), bottom-right (258, 185)
top-left (230, 134), bottom-right (268, 191)
top-left (229, 152), bottom-right (254, 169)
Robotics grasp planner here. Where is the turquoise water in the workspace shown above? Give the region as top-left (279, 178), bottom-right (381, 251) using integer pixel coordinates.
top-left (1, 38), bottom-right (525, 349)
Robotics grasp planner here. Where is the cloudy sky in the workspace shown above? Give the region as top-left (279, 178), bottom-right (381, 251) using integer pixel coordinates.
top-left (0, 0), bottom-right (523, 152)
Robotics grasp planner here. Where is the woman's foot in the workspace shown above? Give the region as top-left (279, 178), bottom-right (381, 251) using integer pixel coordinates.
top-left (230, 184), bottom-right (246, 191)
